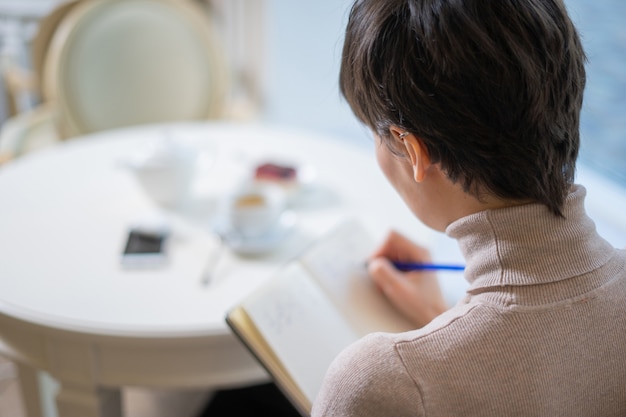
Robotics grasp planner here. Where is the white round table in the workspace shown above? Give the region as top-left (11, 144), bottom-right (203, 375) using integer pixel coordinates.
top-left (0, 122), bottom-right (434, 417)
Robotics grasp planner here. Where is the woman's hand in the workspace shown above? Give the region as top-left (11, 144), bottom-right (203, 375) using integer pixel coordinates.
top-left (368, 230), bottom-right (448, 328)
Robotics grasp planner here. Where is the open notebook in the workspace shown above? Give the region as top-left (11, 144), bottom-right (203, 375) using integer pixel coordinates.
top-left (226, 219), bottom-right (415, 416)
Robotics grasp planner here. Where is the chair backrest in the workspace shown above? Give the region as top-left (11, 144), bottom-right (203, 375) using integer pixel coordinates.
top-left (43, 0), bottom-right (229, 138)
top-left (31, 0), bottom-right (83, 102)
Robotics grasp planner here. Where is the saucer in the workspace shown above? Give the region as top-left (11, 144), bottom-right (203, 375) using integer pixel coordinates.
top-left (214, 211), bottom-right (297, 255)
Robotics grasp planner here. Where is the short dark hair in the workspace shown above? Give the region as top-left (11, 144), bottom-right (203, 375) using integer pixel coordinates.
top-left (340, 0), bottom-right (586, 215)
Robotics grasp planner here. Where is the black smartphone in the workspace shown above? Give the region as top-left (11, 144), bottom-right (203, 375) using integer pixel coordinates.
top-left (121, 228), bottom-right (169, 268)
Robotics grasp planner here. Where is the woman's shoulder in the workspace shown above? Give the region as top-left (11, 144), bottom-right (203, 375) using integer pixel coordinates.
top-left (312, 332), bottom-right (423, 417)
top-left (312, 304), bottom-right (482, 416)
top-left (321, 332), bottom-right (405, 386)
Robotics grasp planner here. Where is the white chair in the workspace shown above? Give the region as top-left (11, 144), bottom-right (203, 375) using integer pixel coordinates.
top-left (44, 0), bottom-right (229, 139)
top-left (0, 1), bottom-right (81, 162)
top-left (1, 0), bottom-right (230, 161)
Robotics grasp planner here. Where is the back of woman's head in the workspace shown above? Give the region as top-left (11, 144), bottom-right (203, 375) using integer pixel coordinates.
top-left (340, 0), bottom-right (586, 215)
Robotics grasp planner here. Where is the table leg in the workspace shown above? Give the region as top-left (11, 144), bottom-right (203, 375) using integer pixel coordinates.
top-left (15, 362), bottom-right (43, 417)
top-left (56, 381), bottom-right (122, 417)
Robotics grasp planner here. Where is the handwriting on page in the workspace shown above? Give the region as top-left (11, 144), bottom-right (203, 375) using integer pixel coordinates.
top-left (300, 220), bottom-right (372, 299)
top-left (246, 263), bottom-right (346, 338)
top-left (260, 272), bottom-right (323, 336)
top-left (244, 262), bottom-right (358, 403)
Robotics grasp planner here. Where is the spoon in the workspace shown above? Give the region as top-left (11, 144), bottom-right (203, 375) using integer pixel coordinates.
top-left (200, 232), bottom-right (225, 286)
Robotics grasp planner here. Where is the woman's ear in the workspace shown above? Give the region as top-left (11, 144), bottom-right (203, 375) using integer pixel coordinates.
top-left (389, 127), bottom-right (430, 182)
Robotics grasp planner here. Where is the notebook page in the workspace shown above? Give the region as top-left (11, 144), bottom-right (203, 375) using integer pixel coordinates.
top-left (299, 219), bottom-right (415, 335)
top-left (241, 262), bottom-right (359, 405)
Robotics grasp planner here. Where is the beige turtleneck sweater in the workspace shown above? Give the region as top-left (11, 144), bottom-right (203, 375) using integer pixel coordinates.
top-left (312, 185), bottom-right (626, 417)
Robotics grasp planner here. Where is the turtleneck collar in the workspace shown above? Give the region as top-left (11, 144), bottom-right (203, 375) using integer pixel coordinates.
top-left (445, 185), bottom-right (614, 290)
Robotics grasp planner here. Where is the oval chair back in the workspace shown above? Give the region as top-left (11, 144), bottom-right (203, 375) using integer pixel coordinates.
top-left (43, 0), bottom-right (229, 139)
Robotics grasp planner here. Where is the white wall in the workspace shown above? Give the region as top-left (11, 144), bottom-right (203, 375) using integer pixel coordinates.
top-left (262, 0), bottom-right (370, 148)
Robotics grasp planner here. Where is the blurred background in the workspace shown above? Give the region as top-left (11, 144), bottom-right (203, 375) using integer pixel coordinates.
top-left (0, 0), bottom-right (624, 181)
top-left (0, 0), bottom-right (624, 416)
top-left (0, 0), bottom-right (366, 151)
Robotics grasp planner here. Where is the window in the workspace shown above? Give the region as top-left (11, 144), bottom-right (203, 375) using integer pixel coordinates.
top-left (566, 0), bottom-right (626, 187)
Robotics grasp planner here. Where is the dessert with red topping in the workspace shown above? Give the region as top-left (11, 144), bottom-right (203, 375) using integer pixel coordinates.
top-left (254, 162), bottom-right (298, 184)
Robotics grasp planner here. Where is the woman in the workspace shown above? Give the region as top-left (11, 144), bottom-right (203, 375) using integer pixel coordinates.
top-left (312, 0), bottom-right (626, 416)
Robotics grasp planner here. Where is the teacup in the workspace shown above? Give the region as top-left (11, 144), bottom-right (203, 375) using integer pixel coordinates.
top-left (228, 183), bottom-right (287, 238)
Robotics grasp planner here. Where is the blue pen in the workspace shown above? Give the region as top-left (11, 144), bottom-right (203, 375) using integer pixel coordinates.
top-left (391, 261), bottom-right (465, 272)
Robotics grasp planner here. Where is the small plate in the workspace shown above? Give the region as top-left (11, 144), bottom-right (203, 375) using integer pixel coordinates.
top-left (215, 211), bottom-right (297, 255)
